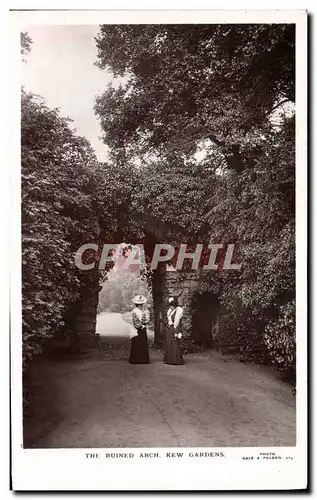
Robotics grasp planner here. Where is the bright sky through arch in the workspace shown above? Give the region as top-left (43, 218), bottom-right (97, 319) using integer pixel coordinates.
top-left (21, 25), bottom-right (112, 162)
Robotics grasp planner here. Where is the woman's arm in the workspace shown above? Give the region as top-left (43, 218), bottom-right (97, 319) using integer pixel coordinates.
top-left (132, 310), bottom-right (143, 329)
top-left (142, 309), bottom-right (150, 325)
top-left (167, 307), bottom-right (173, 326)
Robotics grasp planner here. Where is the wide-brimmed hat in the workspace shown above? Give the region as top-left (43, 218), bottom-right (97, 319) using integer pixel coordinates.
top-left (133, 294), bottom-right (147, 304)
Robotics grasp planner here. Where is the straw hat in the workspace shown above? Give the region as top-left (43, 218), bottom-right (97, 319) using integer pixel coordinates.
top-left (132, 294), bottom-right (147, 305)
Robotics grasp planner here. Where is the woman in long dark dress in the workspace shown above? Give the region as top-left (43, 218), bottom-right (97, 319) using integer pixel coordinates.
top-left (128, 295), bottom-right (150, 364)
top-left (164, 297), bottom-right (184, 365)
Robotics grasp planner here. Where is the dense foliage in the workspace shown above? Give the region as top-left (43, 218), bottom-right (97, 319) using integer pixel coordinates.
top-left (95, 25), bottom-right (294, 162)
top-left (21, 90), bottom-right (104, 366)
top-left (97, 267), bottom-right (152, 314)
top-left (21, 89), bottom-right (142, 366)
top-left (21, 32), bottom-right (33, 59)
top-left (95, 24), bottom-right (296, 375)
top-left (21, 32), bottom-right (143, 366)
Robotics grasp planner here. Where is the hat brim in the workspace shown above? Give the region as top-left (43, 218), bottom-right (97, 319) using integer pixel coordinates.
top-left (132, 296), bottom-right (147, 304)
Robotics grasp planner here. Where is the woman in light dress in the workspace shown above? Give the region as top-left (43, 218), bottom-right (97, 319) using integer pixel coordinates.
top-left (128, 295), bottom-right (150, 364)
top-left (164, 297), bottom-right (184, 365)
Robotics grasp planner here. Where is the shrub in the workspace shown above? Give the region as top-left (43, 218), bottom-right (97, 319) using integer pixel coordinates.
top-left (21, 91), bottom-right (101, 368)
top-left (109, 303), bottom-right (121, 313)
top-left (264, 300), bottom-right (296, 375)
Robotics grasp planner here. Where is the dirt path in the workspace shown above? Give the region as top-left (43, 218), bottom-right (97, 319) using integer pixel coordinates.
top-left (25, 313), bottom-right (295, 448)
top-left (96, 311), bottom-right (154, 341)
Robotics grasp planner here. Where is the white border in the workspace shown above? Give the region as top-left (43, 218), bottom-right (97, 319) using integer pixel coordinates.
top-left (10, 9), bottom-right (307, 25)
top-left (10, 9), bottom-right (307, 491)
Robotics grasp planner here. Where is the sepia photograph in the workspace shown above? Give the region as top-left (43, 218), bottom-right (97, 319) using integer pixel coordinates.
top-left (11, 8), bottom-right (307, 491)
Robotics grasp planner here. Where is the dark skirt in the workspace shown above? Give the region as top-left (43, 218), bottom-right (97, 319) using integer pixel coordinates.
top-left (164, 326), bottom-right (184, 365)
top-left (129, 327), bottom-right (150, 364)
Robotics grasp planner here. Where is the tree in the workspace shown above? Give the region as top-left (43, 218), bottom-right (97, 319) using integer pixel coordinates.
top-left (21, 89), bottom-right (105, 365)
top-left (94, 25), bottom-right (296, 376)
top-left (97, 266), bottom-right (152, 314)
top-left (95, 24), bottom-right (294, 167)
top-left (21, 32), bottom-right (33, 58)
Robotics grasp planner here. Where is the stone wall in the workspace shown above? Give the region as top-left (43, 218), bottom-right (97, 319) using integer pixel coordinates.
top-left (74, 264), bottom-right (239, 354)
top-left (71, 270), bottom-right (100, 351)
top-left (152, 264), bottom-right (166, 345)
top-left (164, 270), bottom-right (199, 339)
top-left (162, 269), bottom-right (239, 353)
top-left (213, 318), bottom-right (239, 354)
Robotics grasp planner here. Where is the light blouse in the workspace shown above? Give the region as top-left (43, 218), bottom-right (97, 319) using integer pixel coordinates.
top-left (132, 307), bottom-right (150, 329)
top-left (167, 306), bottom-right (183, 328)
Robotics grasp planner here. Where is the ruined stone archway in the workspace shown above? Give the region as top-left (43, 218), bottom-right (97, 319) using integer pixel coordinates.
top-left (71, 214), bottom-right (239, 354)
top-left (71, 213), bottom-right (189, 351)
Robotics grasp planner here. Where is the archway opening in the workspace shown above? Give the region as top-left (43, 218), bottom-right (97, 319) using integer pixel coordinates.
top-left (96, 243), bottom-right (155, 348)
top-left (191, 292), bottom-right (220, 348)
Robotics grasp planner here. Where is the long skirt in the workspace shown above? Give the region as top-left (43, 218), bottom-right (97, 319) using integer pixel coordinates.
top-left (164, 326), bottom-right (184, 365)
top-left (129, 327), bottom-right (150, 364)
